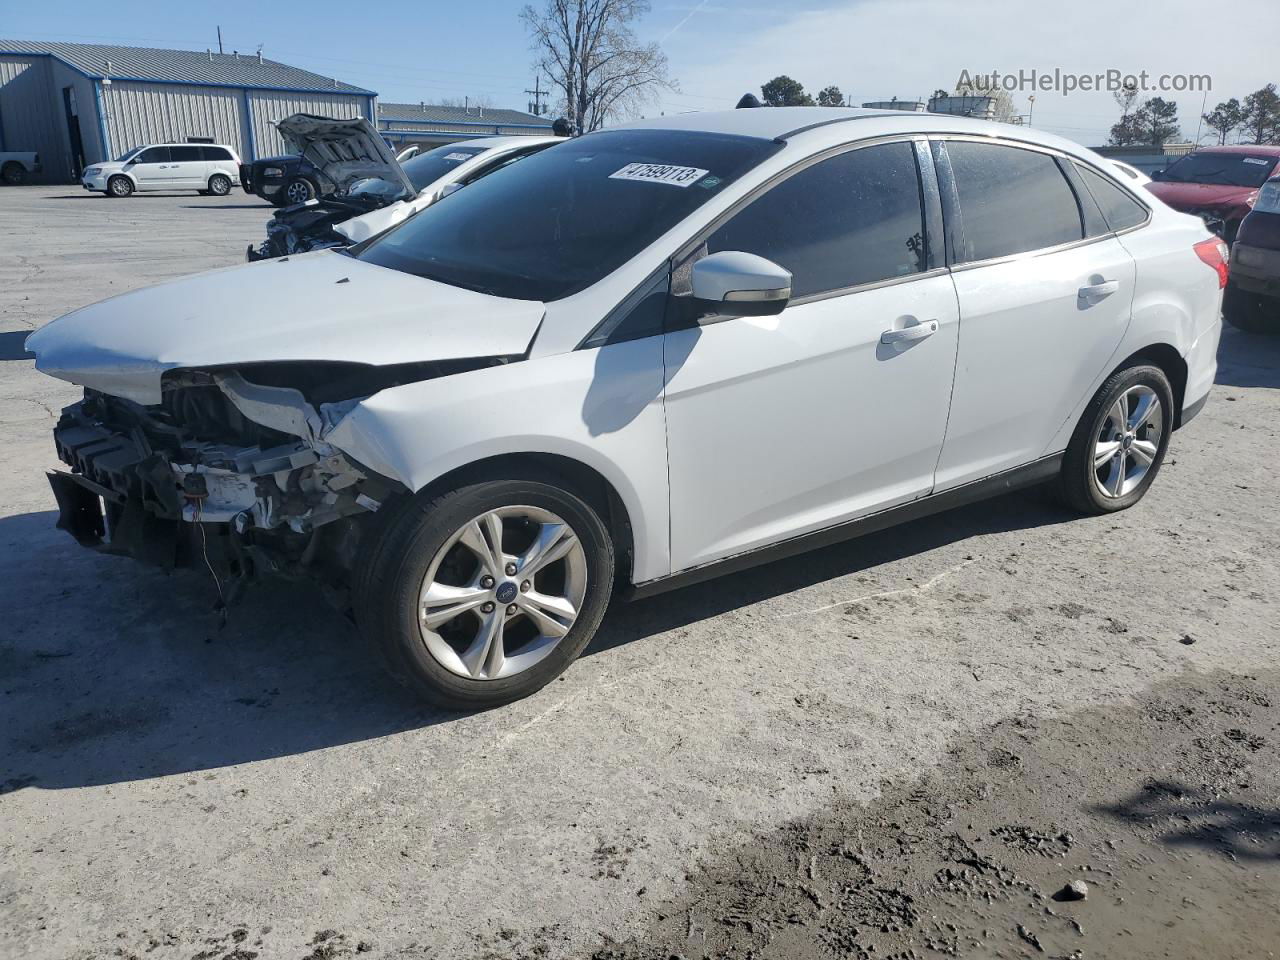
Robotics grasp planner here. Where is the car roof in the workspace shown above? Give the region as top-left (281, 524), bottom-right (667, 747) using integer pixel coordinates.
top-left (139, 143), bottom-right (236, 149)
top-left (451, 135), bottom-right (561, 151)
top-left (608, 107), bottom-right (1095, 156)
top-left (1186, 144), bottom-right (1280, 157)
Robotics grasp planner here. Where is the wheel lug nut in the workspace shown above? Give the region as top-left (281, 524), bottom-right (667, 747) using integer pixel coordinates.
top-left (480, 575), bottom-right (495, 589)
top-left (506, 604), bottom-right (518, 616)
top-left (520, 580), bottom-right (530, 592)
top-left (481, 601), bottom-right (495, 614)
top-left (505, 562), bottom-right (517, 576)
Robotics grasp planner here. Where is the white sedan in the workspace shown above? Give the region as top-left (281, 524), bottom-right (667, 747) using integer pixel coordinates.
top-left (28, 107), bottom-right (1224, 708)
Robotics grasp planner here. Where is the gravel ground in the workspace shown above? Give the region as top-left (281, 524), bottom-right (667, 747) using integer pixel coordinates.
top-left (0, 185), bottom-right (1277, 960)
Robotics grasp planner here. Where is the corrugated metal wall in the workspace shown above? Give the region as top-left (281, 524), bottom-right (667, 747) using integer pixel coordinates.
top-left (102, 80), bottom-right (247, 158)
top-left (48, 59), bottom-right (105, 169)
top-left (0, 55), bottom-right (68, 181)
top-left (249, 90), bottom-right (367, 157)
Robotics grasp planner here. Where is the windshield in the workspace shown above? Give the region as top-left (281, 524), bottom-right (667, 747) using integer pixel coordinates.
top-left (357, 129), bottom-right (782, 301)
top-left (1160, 152), bottom-right (1278, 188)
top-left (401, 143), bottom-right (488, 192)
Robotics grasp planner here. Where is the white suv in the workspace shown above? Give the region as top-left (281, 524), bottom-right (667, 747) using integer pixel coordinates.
top-left (29, 108), bottom-right (1224, 708)
top-left (82, 143), bottom-right (242, 197)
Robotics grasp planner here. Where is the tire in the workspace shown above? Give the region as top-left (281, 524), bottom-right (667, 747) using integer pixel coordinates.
top-left (208, 174), bottom-right (232, 196)
top-left (353, 471), bottom-right (615, 709)
top-left (283, 177), bottom-right (316, 205)
top-left (1, 162), bottom-right (27, 185)
top-left (1059, 363), bottom-right (1174, 515)
top-left (1223, 282), bottom-right (1280, 335)
top-left (107, 175), bottom-right (133, 198)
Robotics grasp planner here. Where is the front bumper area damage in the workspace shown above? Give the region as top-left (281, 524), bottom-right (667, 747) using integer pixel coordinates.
top-left (48, 374), bottom-right (400, 595)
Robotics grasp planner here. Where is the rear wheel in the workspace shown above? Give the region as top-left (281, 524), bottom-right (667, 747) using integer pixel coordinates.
top-left (1059, 364), bottom-right (1173, 514)
top-left (208, 174), bottom-right (232, 196)
top-left (354, 473), bottom-right (615, 709)
top-left (1223, 282), bottom-right (1280, 335)
top-left (1, 162), bottom-right (26, 185)
top-left (107, 175), bottom-right (133, 197)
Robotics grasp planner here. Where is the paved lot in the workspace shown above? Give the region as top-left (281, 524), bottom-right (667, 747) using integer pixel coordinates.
top-left (0, 185), bottom-right (1277, 959)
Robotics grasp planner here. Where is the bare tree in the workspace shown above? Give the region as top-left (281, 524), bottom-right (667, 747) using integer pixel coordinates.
top-left (521, 0), bottom-right (674, 133)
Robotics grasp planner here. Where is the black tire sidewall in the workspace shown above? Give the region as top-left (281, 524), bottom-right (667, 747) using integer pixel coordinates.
top-left (357, 477), bottom-right (615, 709)
top-left (1064, 364), bottom-right (1174, 514)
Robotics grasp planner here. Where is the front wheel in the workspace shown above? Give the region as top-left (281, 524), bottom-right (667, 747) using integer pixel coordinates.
top-left (1059, 363), bottom-right (1174, 514)
top-left (283, 177), bottom-right (316, 205)
top-left (208, 174), bottom-right (232, 196)
top-left (354, 473), bottom-right (615, 709)
top-left (107, 175), bottom-right (133, 197)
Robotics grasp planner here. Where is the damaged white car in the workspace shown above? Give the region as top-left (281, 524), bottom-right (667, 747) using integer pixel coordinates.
top-left (28, 108), bottom-right (1221, 709)
top-left (248, 114), bottom-right (559, 261)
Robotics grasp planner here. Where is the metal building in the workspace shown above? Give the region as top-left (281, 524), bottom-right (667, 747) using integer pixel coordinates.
top-left (0, 40), bottom-right (376, 182)
top-left (377, 102), bottom-right (553, 149)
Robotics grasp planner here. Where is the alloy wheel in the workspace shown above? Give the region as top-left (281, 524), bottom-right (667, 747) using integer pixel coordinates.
top-left (285, 180), bottom-right (311, 204)
top-left (417, 506), bottom-right (587, 680)
top-left (1093, 384), bottom-right (1162, 499)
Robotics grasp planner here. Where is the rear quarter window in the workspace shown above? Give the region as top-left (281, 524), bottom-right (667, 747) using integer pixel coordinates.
top-left (202, 146), bottom-right (233, 161)
top-left (1075, 163), bottom-right (1150, 232)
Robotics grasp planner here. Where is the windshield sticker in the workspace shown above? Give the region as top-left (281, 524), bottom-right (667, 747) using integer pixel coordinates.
top-left (610, 163), bottom-right (710, 187)
top-left (1242, 157), bottom-right (1270, 165)
top-left (443, 152), bottom-right (473, 162)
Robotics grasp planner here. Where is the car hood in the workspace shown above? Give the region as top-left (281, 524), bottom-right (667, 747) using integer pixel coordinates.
top-left (25, 251), bottom-right (545, 405)
top-left (1146, 181), bottom-right (1257, 211)
top-left (276, 114), bottom-right (416, 200)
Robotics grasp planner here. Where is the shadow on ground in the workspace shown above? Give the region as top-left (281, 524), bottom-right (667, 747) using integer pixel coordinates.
top-left (1215, 324), bottom-right (1280, 389)
top-left (0, 486), bottom-right (1071, 792)
top-left (0, 330), bottom-right (34, 360)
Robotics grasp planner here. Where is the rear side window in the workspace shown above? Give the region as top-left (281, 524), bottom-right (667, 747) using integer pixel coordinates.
top-left (705, 141), bottom-right (926, 298)
top-left (169, 146), bottom-right (202, 162)
top-left (202, 146), bottom-right (233, 161)
top-left (1075, 164), bottom-right (1150, 232)
top-left (134, 146), bottom-right (170, 164)
top-left (945, 141), bottom-right (1083, 262)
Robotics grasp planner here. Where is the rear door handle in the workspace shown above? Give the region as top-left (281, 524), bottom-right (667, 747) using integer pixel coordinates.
top-left (881, 319), bottom-right (938, 345)
top-left (1078, 279), bottom-right (1120, 304)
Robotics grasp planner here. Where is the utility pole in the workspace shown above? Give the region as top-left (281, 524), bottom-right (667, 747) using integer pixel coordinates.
top-left (216, 26), bottom-right (223, 55)
top-left (525, 76), bottom-right (549, 116)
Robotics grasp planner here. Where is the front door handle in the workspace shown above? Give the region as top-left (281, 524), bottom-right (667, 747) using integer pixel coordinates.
top-left (1079, 278), bottom-right (1120, 305)
top-left (881, 319), bottom-right (938, 346)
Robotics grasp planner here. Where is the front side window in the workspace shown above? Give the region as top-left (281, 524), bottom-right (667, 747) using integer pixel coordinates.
top-left (169, 146), bottom-right (202, 162)
top-left (703, 141), bottom-right (926, 299)
top-left (134, 146), bottom-right (170, 164)
top-left (358, 129), bottom-right (782, 301)
top-left (1076, 164), bottom-right (1150, 232)
top-left (945, 141), bottom-right (1083, 262)
top-left (400, 143), bottom-right (488, 192)
top-left (1159, 152), bottom-right (1277, 188)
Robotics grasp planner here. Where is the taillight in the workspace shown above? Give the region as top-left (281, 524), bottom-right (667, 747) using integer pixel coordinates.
top-left (1193, 237), bottom-right (1229, 288)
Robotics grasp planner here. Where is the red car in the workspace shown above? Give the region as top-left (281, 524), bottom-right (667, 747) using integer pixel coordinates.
top-left (1146, 145), bottom-right (1280, 244)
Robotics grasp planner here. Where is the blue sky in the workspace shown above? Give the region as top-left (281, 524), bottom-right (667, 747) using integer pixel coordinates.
top-left (5, 0), bottom-right (1276, 147)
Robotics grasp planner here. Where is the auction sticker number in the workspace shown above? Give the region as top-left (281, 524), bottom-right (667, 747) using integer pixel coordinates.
top-left (610, 163), bottom-right (710, 187)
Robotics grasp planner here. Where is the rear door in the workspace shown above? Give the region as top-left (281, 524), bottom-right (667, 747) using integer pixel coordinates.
top-left (931, 138), bottom-right (1137, 490)
top-left (167, 145), bottom-right (206, 188)
top-left (128, 146), bottom-right (171, 190)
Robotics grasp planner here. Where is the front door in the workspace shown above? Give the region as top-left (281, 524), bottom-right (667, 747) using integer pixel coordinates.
top-left (662, 140), bottom-right (960, 573)
top-left (931, 139), bottom-right (1136, 490)
top-left (128, 146), bottom-right (171, 189)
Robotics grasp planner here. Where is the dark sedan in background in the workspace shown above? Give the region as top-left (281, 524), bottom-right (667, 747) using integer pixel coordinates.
top-left (1226, 175), bottom-right (1280, 334)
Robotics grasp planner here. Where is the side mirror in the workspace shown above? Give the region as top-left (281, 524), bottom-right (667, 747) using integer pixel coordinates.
top-left (690, 251), bottom-right (792, 320)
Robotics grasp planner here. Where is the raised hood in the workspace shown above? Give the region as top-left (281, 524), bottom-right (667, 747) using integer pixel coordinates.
top-left (276, 113), bottom-right (416, 199)
top-left (26, 251), bottom-right (545, 405)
